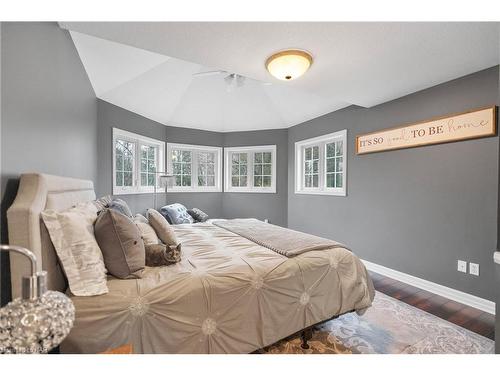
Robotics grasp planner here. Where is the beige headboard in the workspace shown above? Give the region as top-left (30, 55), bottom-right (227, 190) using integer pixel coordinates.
top-left (7, 173), bottom-right (96, 299)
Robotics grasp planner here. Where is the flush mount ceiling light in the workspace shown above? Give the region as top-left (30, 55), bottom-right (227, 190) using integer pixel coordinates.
top-left (265, 50), bottom-right (313, 81)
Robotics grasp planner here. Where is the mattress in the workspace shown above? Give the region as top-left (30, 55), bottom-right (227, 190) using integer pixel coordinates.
top-left (60, 222), bottom-right (375, 354)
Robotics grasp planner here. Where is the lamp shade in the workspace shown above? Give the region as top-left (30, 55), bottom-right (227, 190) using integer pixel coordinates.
top-left (266, 50), bottom-right (313, 81)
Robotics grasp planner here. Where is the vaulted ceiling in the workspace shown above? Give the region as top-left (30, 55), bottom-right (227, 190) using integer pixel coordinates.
top-left (60, 22), bottom-right (500, 132)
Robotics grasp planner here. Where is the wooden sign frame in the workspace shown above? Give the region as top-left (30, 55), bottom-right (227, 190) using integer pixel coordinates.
top-left (356, 106), bottom-right (497, 155)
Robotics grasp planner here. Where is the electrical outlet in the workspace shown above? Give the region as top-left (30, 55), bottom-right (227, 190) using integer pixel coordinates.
top-left (457, 260), bottom-right (467, 273)
top-left (469, 263), bottom-right (480, 276)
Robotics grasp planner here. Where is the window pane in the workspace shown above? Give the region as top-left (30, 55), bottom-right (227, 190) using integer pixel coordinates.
top-left (198, 163), bottom-right (207, 175)
top-left (326, 174), bottom-right (335, 188)
top-left (305, 161), bottom-right (312, 174)
top-left (240, 153), bottom-right (247, 163)
top-left (326, 143), bottom-right (335, 158)
top-left (124, 157), bottom-right (133, 172)
top-left (124, 172), bottom-right (133, 186)
top-left (336, 157), bottom-right (343, 172)
top-left (254, 152), bottom-right (262, 163)
top-left (207, 176), bottom-right (215, 186)
top-left (312, 175), bottom-right (319, 187)
top-left (115, 141), bottom-right (124, 156)
top-left (182, 175), bottom-right (191, 186)
top-left (232, 153), bottom-right (240, 164)
top-left (336, 141), bottom-right (343, 156)
top-left (207, 153), bottom-right (215, 163)
top-left (232, 176), bottom-right (239, 186)
top-left (181, 151), bottom-right (191, 162)
top-left (240, 165), bottom-right (247, 176)
top-left (116, 156), bottom-right (123, 171)
top-left (207, 164), bottom-right (215, 176)
top-left (312, 146), bottom-right (319, 160)
top-left (263, 152), bottom-right (272, 164)
top-left (240, 176), bottom-right (247, 186)
top-left (263, 164), bottom-right (271, 175)
top-left (327, 158), bottom-right (335, 173)
top-left (184, 163), bottom-right (192, 175)
top-left (141, 173), bottom-right (147, 186)
top-left (254, 176), bottom-right (262, 187)
top-left (175, 176), bottom-right (182, 186)
top-left (173, 163), bottom-right (182, 174)
top-left (263, 176), bottom-right (271, 187)
top-left (147, 159), bottom-right (156, 171)
top-left (148, 174), bottom-right (155, 186)
top-left (140, 159), bottom-right (147, 172)
top-left (198, 176), bottom-right (206, 186)
top-left (335, 173), bottom-right (342, 187)
top-left (141, 146), bottom-right (148, 159)
top-left (305, 147), bottom-right (312, 160)
top-left (198, 152), bottom-right (208, 163)
top-left (254, 164), bottom-right (262, 175)
top-left (172, 150), bottom-right (180, 162)
top-left (313, 160), bottom-right (319, 173)
top-left (231, 165), bottom-right (239, 175)
top-left (305, 175), bottom-right (311, 188)
top-left (116, 172), bottom-right (123, 186)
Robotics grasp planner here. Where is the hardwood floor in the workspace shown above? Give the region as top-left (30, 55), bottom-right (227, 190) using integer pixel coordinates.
top-left (369, 271), bottom-right (495, 340)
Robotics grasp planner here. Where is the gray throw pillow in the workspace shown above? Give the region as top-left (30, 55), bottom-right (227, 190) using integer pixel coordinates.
top-left (94, 209), bottom-right (145, 279)
top-left (187, 208), bottom-right (209, 222)
top-left (160, 203), bottom-right (194, 224)
top-left (108, 198), bottom-right (133, 218)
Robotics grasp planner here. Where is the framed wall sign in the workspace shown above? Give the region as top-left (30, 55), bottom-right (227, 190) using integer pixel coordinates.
top-left (356, 106), bottom-right (497, 155)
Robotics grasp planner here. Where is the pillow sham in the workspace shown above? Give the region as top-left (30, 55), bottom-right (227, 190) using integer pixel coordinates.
top-left (134, 213), bottom-right (148, 224)
top-left (94, 209), bottom-right (145, 279)
top-left (187, 208), bottom-right (209, 223)
top-left (147, 209), bottom-right (179, 246)
top-left (133, 216), bottom-right (161, 246)
top-left (41, 202), bottom-right (108, 296)
top-left (160, 203), bottom-right (194, 224)
top-left (108, 198), bottom-right (133, 218)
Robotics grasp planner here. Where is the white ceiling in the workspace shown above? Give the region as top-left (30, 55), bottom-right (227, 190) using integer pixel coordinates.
top-left (61, 22), bottom-right (500, 132)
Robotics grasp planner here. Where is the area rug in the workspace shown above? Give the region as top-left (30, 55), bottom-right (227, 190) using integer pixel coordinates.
top-left (260, 292), bottom-right (494, 354)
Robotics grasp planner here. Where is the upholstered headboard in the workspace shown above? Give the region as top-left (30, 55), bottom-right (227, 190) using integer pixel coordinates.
top-left (7, 173), bottom-right (96, 299)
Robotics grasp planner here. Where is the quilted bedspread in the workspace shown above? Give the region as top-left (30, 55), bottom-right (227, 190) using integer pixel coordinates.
top-left (61, 222), bottom-right (375, 353)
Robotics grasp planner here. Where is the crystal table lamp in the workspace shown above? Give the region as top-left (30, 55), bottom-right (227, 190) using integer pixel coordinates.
top-left (0, 245), bottom-right (75, 354)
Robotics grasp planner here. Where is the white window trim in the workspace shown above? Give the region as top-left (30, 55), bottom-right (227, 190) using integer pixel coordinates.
top-left (167, 143), bottom-right (223, 193)
top-left (224, 145), bottom-right (277, 193)
top-left (295, 130), bottom-right (347, 196)
top-left (113, 128), bottom-right (165, 195)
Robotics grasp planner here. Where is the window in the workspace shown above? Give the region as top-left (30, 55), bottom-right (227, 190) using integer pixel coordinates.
top-left (113, 128), bottom-right (165, 195)
top-left (224, 145), bottom-right (276, 193)
top-left (295, 130), bottom-right (347, 196)
top-left (167, 143), bottom-right (222, 192)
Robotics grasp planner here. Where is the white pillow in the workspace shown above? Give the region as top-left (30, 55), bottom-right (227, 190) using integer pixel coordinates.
top-left (41, 202), bottom-right (108, 296)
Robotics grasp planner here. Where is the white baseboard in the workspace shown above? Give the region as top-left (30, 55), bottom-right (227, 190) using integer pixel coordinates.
top-left (362, 259), bottom-right (495, 315)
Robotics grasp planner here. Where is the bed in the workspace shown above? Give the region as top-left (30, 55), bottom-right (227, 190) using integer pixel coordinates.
top-left (7, 173), bottom-right (375, 354)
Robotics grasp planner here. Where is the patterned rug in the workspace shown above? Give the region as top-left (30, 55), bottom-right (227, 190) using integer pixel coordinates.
top-left (260, 292), bottom-right (494, 354)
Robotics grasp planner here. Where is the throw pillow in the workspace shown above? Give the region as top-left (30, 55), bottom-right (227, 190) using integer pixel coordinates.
top-left (147, 208), bottom-right (179, 246)
top-left (94, 209), bottom-right (145, 279)
top-left (159, 203), bottom-right (193, 224)
top-left (187, 208), bottom-right (209, 222)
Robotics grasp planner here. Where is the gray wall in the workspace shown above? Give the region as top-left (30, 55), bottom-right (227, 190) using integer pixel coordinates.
top-left (0, 22), bottom-right (98, 305)
top-left (97, 100), bottom-right (224, 218)
top-left (288, 66), bottom-right (499, 302)
top-left (223, 130), bottom-right (288, 226)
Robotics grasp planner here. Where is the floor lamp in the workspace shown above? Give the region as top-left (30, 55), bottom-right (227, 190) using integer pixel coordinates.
top-left (153, 171), bottom-right (174, 210)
